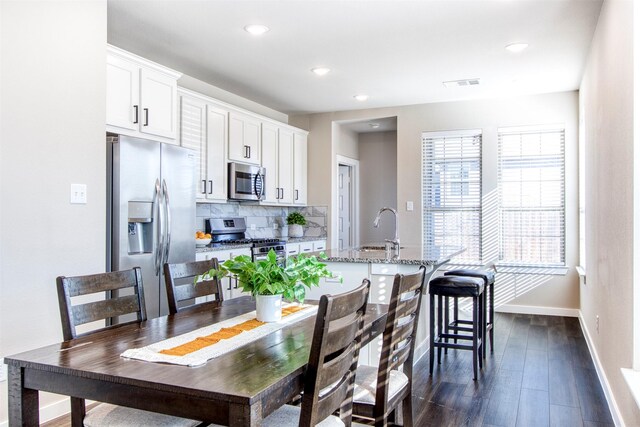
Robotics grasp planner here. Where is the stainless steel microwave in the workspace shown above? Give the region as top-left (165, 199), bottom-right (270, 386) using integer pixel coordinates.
top-left (228, 162), bottom-right (265, 201)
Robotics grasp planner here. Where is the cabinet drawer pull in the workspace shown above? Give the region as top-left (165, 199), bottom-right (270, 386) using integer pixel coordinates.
top-left (208, 180), bottom-right (213, 194)
top-left (143, 108), bottom-right (149, 126)
top-left (133, 105), bottom-right (139, 124)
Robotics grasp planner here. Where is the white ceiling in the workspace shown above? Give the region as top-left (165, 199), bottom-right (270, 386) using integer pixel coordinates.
top-left (107, 0), bottom-right (603, 116)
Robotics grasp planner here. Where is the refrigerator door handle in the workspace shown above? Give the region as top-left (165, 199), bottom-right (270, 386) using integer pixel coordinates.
top-left (162, 179), bottom-right (171, 269)
top-left (154, 178), bottom-right (164, 276)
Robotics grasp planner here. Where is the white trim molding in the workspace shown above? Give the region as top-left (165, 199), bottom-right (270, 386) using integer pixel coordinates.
top-left (578, 312), bottom-right (624, 427)
top-left (496, 304), bottom-right (579, 317)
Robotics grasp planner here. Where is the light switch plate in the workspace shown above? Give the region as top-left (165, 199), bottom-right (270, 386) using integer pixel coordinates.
top-left (406, 201), bottom-right (414, 211)
top-left (70, 183), bottom-right (87, 204)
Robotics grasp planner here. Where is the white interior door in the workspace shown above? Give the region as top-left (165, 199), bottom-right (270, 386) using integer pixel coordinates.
top-left (338, 165), bottom-right (352, 250)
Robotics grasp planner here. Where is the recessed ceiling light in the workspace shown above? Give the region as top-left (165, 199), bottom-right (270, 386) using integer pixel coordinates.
top-left (311, 67), bottom-right (331, 76)
top-left (354, 94), bottom-right (369, 101)
top-left (244, 24), bottom-right (270, 36)
top-left (369, 123), bottom-right (380, 129)
top-left (505, 42), bottom-right (529, 53)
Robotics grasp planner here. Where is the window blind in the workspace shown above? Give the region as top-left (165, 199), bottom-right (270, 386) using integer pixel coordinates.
top-left (422, 131), bottom-right (482, 263)
top-left (498, 127), bottom-right (565, 266)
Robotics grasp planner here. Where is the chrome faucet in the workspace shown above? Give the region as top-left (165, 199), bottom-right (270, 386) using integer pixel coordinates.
top-left (373, 207), bottom-right (400, 252)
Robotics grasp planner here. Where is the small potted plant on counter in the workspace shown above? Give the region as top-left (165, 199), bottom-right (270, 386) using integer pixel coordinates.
top-left (198, 250), bottom-right (340, 322)
top-left (287, 212), bottom-right (306, 238)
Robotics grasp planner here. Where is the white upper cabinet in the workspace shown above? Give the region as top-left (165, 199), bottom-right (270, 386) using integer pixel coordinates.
top-left (293, 132), bottom-right (308, 205)
top-left (261, 124), bottom-right (293, 205)
top-left (179, 90), bottom-right (228, 202)
top-left (229, 111), bottom-right (261, 165)
top-left (107, 45), bottom-right (180, 143)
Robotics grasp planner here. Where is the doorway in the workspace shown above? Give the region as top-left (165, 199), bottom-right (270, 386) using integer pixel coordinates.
top-left (336, 155), bottom-right (359, 250)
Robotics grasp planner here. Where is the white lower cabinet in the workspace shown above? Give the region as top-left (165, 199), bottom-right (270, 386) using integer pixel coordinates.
top-left (286, 239), bottom-right (326, 257)
top-left (195, 248), bottom-right (251, 300)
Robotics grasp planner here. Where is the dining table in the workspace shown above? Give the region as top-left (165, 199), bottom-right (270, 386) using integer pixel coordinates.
top-left (5, 296), bottom-right (388, 426)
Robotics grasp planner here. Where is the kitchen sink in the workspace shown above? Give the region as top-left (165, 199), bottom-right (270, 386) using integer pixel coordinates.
top-left (354, 245), bottom-right (404, 252)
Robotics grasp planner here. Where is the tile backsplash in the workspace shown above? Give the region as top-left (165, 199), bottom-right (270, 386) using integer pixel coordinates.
top-left (196, 203), bottom-right (327, 239)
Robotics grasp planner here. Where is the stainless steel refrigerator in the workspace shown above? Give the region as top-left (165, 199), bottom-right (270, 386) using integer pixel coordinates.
top-left (107, 134), bottom-right (196, 319)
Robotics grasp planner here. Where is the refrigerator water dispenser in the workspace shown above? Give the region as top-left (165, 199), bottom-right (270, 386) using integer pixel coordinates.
top-left (127, 201), bottom-right (153, 254)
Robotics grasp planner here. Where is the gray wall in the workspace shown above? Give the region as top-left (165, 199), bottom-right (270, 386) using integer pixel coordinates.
top-left (579, 0), bottom-right (640, 424)
top-left (0, 0), bottom-right (107, 422)
top-left (358, 131), bottom-right (398, 243)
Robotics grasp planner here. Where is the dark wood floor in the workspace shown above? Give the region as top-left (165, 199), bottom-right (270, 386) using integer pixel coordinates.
top-left (43, 313), bottom-right (613, 427)
top-left (410, 312), bottom-right (614, 427)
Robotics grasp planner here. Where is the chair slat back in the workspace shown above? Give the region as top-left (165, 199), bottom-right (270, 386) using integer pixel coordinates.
top-left (164, 258), bottom-right (223, 314)
top-left (56, 267), bottom-right (146, 341)
top-left (376, 266), bottom-right (426, 406)
top-left (300, 279), bottom-right (371, 426)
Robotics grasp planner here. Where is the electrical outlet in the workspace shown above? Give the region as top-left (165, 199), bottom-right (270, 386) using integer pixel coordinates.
top-left (250, 224), bottom-right (256, 230)
top-left (596, 315), bottom-right (600, 334)
top-left (406, 201), bottom-right (414, 211)
top-left (273, 223), bottom-right (279, 230)
top-left (0, 358), bottom-right (7, 382)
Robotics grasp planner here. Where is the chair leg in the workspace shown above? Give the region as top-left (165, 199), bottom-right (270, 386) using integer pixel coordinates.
top-left (453, 297), bottom-right (459, 343)
top-left (490, 281), bottom-right (495, 352)
top-left (478, 292), bottom-right (484, 368)
top-left (437, 295), bottom-right (443, 365)
top-left (402, 393), bottom-right (413, 427)
top-left (444, 296), bottom-right (449, 355)
top-left (70, 397), bottom-right (86, 427)
top-left (482, 290), bottom-right (487, 360)
top-left (472, 296), bottom-right (478, 381)
top-left (429, 293), bottom-right (435, 375)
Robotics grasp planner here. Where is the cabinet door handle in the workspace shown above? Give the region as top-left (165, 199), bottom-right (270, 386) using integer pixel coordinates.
top-left (243, 145), bottom-right (248, 158)
top-left (133, 105), bottom-right (139, 124)
top-left (248, 146), bottom-right (251, 158)
top-left (276, 187), bottom-right (279, 200)
top-left (143, 108), bottom-right (149, 126)
top-left (208, 180), bottom-right (213, 194)
top-left (295, 189), bottom-right (299, 201)
top-left (201, 179), bottom-right (207, 194)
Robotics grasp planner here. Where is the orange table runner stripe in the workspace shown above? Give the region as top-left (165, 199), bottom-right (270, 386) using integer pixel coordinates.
top-left (160, 305), bottom-right (307, 357)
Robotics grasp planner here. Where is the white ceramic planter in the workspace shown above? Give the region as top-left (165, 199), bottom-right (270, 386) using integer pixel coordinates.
top-left (289, 224), bottom-right (303, 238)
top-left (255, 294), bottom-right (282, 322)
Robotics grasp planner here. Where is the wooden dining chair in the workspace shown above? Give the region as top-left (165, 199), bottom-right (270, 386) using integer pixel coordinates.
top-left (164, 258), bottom-right (223, 314)
top-left (352, 266), bottom-right (427, 427)
top-left (56, 268), bottom-right (201, 427)
top-left (211, 279), bottom-right (371, 427)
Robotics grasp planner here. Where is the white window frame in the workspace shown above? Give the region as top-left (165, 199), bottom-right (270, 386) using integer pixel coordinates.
top-left (497, 125), bottom-right (566, 269)
top-left (422, 129), bottom-right (482, 264)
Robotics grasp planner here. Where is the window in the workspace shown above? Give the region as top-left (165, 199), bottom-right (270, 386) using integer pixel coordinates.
top-left (422, 130), bottom-right (482, 263)
top-left (498, 126), bottom-right (565, 266)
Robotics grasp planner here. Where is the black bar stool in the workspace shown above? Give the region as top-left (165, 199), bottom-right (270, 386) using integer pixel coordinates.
top-left (445, 268), bottom-right (496, 358)
top-left (429, 275), bottom-right (485, 380)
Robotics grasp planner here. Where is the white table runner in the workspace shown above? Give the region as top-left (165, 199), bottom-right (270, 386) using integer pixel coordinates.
top-left (121, 304), bottom-right (318, 367)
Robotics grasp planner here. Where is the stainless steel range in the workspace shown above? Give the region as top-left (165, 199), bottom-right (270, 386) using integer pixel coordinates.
top-left (204, 217), bottom-right (287, 264)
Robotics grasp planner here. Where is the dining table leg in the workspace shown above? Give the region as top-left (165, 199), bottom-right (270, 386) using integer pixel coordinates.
top-left (8, 365), bottom-right (39, 426)
top-left (229, 402), bottom-right (263, 426)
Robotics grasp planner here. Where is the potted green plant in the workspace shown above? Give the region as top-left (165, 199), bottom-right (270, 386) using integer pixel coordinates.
top-left (198, 249), bottom-right (340, 322)
top-left (287, 211), bottom-right (306, 238)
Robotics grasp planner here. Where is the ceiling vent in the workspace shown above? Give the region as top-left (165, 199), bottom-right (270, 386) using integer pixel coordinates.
top-left (443, 78), bottom-right (481, 88)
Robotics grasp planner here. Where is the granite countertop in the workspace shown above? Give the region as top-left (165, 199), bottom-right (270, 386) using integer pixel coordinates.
top-left (322, 245), bottom-right (465, 266)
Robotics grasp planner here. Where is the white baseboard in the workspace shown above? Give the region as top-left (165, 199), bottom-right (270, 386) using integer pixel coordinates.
top-left (0, 396), bottom-right (75, 427)
top-left (578, 311), bottom-right (624, 427)
top-left (496, 304), bottom-right (579, 317)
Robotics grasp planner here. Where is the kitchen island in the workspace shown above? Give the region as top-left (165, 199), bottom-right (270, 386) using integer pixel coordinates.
top-left (306, 245), bottom-right (464, 366)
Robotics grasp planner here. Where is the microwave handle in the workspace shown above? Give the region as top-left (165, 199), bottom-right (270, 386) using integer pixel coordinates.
top-left (254, 172), bottom-right (264, 199)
